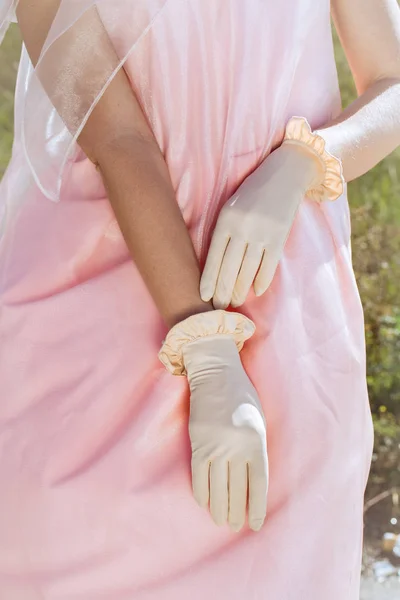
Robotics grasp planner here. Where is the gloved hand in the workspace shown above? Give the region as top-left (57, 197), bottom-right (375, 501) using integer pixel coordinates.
top-left (158, 310), bottom-right (268, 532)
top-left (200, 117), bottom-right (344, 309)
top-left (184, 335), bottom-right (268, 532)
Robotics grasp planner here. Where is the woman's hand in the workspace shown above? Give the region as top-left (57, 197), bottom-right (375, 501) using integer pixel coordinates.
top-left (159, 310), bottom-right (268, 532)
top-left (200, 143), bottom-right (326, 309)
top-left (184, 335), bottom-right (268, 532)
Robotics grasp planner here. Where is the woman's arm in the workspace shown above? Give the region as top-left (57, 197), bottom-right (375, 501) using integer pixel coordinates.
top-left (200, 0), bottom-right (400, 307)
top-left (319, 0), bottom-right (400, 182)
top-left (16, 0), bottom-right (211, 328)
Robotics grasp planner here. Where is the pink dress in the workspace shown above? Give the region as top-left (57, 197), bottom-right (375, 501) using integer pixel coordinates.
top-left (0, 1), bottom-right (373, 598)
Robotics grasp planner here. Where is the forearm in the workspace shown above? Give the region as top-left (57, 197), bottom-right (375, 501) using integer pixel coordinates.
top-left (318, 0), bottom-right (400, 183)
top-left (95, 137), bottom-right (212, 328)
top-left (315, 77), bottom-right (400, 182)
top-left (95, 137), bottom-right (212, 327)
top-left (16, 0), bottom-right (211, 329)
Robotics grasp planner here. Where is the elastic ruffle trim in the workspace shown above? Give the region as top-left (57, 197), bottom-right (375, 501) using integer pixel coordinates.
top-left (158, 310), bottom-right (256, 376)
top-left (283, 116), bottom-right (344, 203)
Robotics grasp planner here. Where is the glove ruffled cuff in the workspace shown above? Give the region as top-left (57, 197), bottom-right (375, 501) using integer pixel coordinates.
top-left (158, 310), bottom-right (255, 376)
top-left (283, 116), bottom-right (344, 203)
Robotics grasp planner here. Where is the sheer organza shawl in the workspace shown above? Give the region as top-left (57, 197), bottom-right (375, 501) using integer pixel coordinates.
top-left (0, 1), bottom-right (170, 201)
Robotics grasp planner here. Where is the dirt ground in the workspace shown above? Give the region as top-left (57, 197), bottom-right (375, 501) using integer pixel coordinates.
top-left (360, 575), bottom-right (400, 599)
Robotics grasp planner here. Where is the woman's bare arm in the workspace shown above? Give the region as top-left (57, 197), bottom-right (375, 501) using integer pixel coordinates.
top-left (318, 0), bottom-right (400, 182)
top-left (16, 0), bottom-right (211, 328)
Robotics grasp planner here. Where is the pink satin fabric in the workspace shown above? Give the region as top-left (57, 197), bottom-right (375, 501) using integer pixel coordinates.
top-left (0, 1), bottom-right (373, 598)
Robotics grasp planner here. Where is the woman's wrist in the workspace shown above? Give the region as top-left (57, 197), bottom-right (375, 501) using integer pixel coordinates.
top-left (281, 116), bottom-right (344, 202)
top-left (159, 309), bottom-right (256, 375)
top-left (166, 300), bottom-right (214, 329)
top-left (274, 142), bottom-right (326, 192)
top-left (182, 335), bottom-right (241, 377)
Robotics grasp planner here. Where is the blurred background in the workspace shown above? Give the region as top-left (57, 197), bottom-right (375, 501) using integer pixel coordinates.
top-left (1, 22), bottom-right (400, 600)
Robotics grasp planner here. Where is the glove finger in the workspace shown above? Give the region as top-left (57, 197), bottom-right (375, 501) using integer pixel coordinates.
top-left (191, 457), bottom-right (210, 508)
top-left (228, 461), bottom-right (248, 532)
top-left (213, 238), bottom-right (247, 309)
top-left (210, 459), bottom-right (229, 526)
top-left (253, 246), bottom-right (282, 297)
top-left (200, 229), bottom-right (230, 302)
top-left (231, 244), bottom-right (265, 307)
top-left (248, 453), bottom-right (269, 532)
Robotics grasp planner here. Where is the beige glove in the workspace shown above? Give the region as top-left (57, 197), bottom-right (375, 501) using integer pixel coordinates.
top-left (200, 117), bottom-right (344, 309)
top-left (159, 310), bottom-right (268, 532)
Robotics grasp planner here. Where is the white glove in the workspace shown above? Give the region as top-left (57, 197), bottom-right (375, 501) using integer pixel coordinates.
top-left (200, 117), bottom-right (344, 309)
top-left (158, 310), bottom-right (268, 532)
top-left (184, 335), bottom-right (268, 532)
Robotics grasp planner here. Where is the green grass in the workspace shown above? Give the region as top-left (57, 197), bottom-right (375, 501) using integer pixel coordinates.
top-left (0, 25), bottom-right (21, 177)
